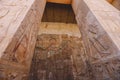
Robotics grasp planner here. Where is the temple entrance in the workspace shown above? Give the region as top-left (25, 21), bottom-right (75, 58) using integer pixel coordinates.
top-left (29, 21), bottom-right (84, 80)
top-left (0, 0), bottom-right (120, 80)
top-left (29, 3), bottom-right (81, 80)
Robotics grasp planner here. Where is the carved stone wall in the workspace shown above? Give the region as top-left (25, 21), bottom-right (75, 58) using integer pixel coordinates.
top-left (29, 22), bottom-right (98, 80)
top-left (0, 0), bottom-right (46, 80)
top-left (73, 0), bottom-right (120, 80)
top-left (0, 0), bottom-right (120, 80)
top-left (29, 34), bottom-right (86, 80)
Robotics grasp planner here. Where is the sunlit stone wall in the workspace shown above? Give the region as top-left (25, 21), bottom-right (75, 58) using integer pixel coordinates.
top-left (0, 0), bottom-right (46, 79)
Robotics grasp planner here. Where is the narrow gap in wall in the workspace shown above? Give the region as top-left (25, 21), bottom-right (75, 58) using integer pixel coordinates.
top-left (29, 2), bottom-right (84, 80)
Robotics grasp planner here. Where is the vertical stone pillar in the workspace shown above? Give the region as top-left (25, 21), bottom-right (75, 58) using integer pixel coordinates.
top-left (73, 0), bottom-right (120, 80)
top-left (0, 0), bottom-right (46, 79)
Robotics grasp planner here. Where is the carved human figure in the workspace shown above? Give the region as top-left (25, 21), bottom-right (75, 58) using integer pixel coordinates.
top-left (47, 38), bottom-right (58, 57)
top-left (86, 12), bottom-right (111, 61)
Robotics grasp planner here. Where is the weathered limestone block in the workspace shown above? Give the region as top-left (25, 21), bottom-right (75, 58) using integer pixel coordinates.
top-left (0, 0), bottom-right (46, 79)
top-left (73, 0), bottom-right (120, 79)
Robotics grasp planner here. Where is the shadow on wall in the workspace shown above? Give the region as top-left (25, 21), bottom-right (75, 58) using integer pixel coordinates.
top-left (107, 0), bottom-right (120, 10)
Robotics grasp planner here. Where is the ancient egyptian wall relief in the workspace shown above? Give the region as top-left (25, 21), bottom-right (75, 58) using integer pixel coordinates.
top-left (85, 11), bottom-right (119, 62)
top-left (0, 0), bottom-right (120, 80)
top-left (75, 0), bottom-right (120, 80)
top-left (29, 34), bottom-right (94, 80)
top-left (29, 34), bottom-right (74, 80)
top-left (0, 0), bottom-right (46, 80)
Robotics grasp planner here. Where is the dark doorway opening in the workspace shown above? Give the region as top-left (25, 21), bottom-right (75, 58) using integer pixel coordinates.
top-left (42, 2), bottom-right (77, 23)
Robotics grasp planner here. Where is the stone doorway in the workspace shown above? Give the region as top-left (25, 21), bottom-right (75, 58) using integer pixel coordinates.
top-left (28, 3), bottom-right (83, 79)
top-left (0, 0), bottom-right (120, 80)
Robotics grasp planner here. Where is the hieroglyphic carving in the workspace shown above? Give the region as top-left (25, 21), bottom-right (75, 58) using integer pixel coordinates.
top-left (92, 61), bottom-right (111, 80)
top-left (76, 1), bottom-right (120, 79)
top-left (2, 7), bottom-right (36, 65)
top-left (0, 7), bottom-right (9, 19)
top-left (86, 12), bottom-right (111, 59)
top-left (90, 56), bottom-right (120, 80)
top-left (29, 34), bottom-right (84, 80)
top-left (80, 11), bottom-right (119, 63)
top-left (0, 0), bottom-right (46, 79)
top-left (29, 33), bottom-right (97, 80)
top-left (103, 56), bottom-right (120, 80)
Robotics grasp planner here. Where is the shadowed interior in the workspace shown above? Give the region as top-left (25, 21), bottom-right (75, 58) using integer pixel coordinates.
top-left (42, 2), bottom-right (76, 23)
